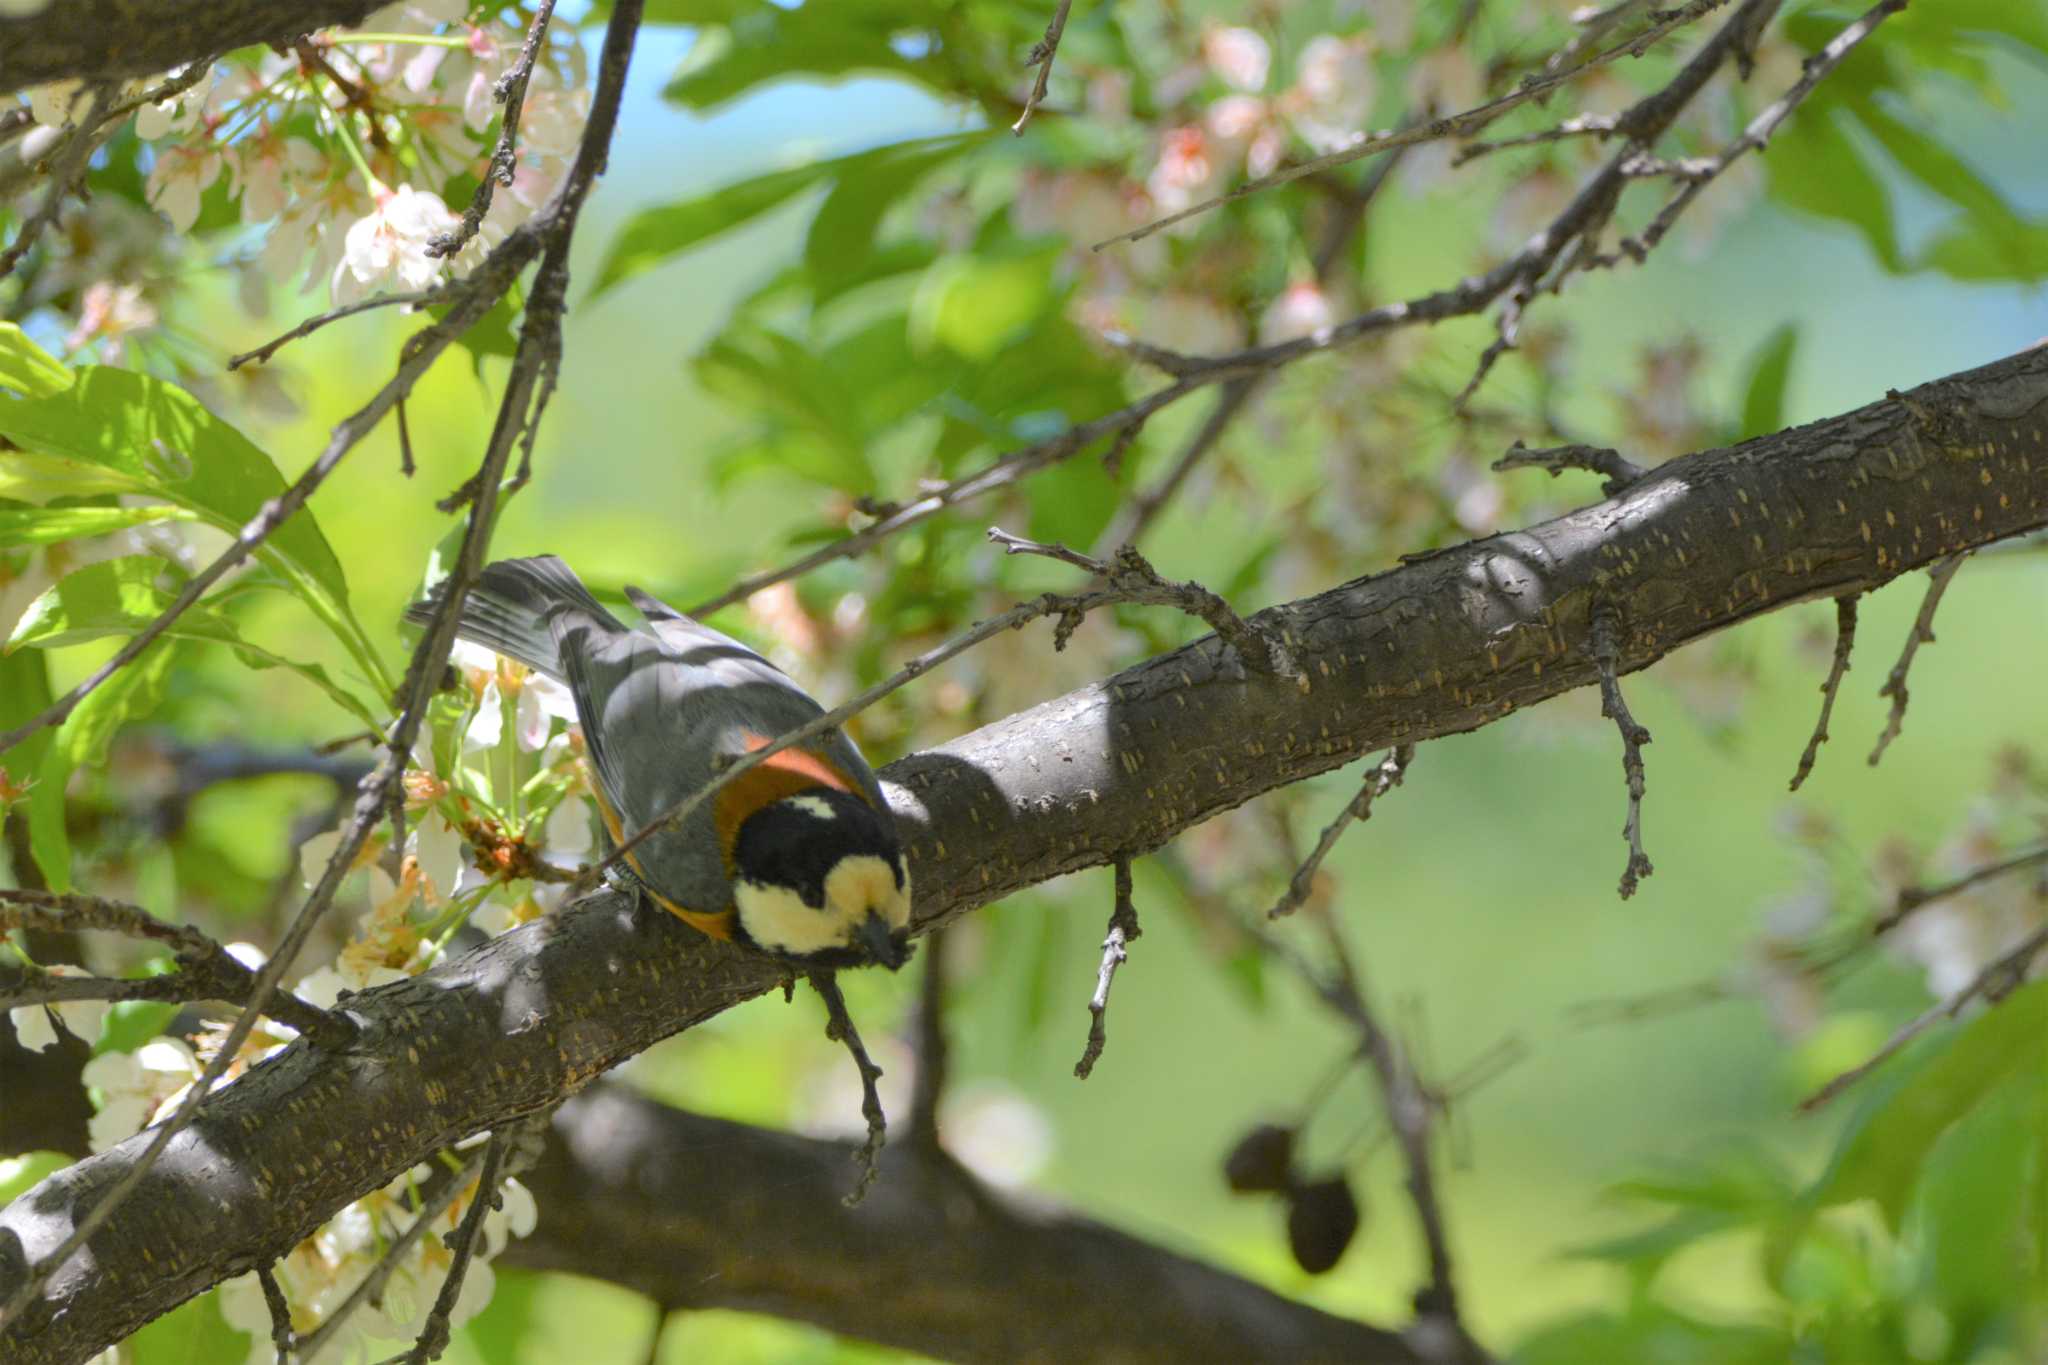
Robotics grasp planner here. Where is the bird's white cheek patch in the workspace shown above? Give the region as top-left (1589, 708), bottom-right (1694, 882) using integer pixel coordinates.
top-left (735, 880), bottom-right (846, 957)
top-left (825, 856), bottom-right (910, 930)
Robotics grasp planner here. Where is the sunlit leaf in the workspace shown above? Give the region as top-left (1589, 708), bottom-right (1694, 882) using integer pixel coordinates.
top-left (0, 323), bottom-right (73, 398)
top-left (1810, 979), bottom-right (2048, 1229)
top-left (0, 503), bottom-right (203, 548)
top-left (8, 558), bottom-right (381, 728)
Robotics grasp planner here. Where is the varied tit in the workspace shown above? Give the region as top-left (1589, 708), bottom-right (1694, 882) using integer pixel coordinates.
top-left (405, 555), bottom-right (912, 970)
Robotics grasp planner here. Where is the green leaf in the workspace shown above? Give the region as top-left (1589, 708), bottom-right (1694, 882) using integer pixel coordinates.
top-left (909, 249), bottom-right (1060, 362)
top-left (0, 366), bottom-right (385, 691)
top-left (0, 648), bottom-right (54, 840)
top-left (661, 2), bottom-right (942, 111)
top-left (7, 558), bottom-right (381, 728)
top-left (29, 636), bottom-right (182, 890)
top-left (0, 323), bottom-right (73, 397)
top-left (1810, 979), bottom-right (2048, 1229)
top-left (594, 132), bottom-right (985, 297)
top-left (1765, 108), bottom-right (1903, 272)
top-left (0, 367), bottom-right (345, 598)
top-left (0, 503), bottom-right (202, 548)
top-left (1847, 97), bottom-right (2048, 283)
top-left (1738, 324), bottom-right (1799, 440)
top-left (804, 132), bottom-right (995, 303)
top-left (692, 327), bottom-right (876, 491)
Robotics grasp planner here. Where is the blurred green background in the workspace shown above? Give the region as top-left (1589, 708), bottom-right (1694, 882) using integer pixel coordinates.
top-left (10, 2), bottom-right (2048, 1360)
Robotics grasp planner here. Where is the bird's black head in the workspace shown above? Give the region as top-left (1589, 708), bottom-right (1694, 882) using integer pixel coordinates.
top-left (730, 789), bottom-right (913, 970)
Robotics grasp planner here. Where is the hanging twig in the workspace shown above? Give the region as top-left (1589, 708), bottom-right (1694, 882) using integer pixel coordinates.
top-left (1011, 0), bottom-right (1074, 134)
top-left (1589, 607), bottom-right (1654, 898)
top-left (1868, 551), bottom-right (1969, 766)
top-left (1267, 747), bottom-right (1416, 919)
top-left (1074, 858), bottom-right (1142, 1079)
top-left (401, 1131), bottom-right (508, 1364)
top-left (1789, 595), bottom-right (1860, 791)
top-left (810, 971), bottom-right (888, 1205)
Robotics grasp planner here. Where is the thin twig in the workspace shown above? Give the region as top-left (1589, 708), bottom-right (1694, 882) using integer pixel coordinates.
top-left (1074, 857), bottom-right (1141, 1079)
top-left (403, 1131), bottom-right (507, 1364)
top-left (1873, 844), bottom-right (2048, 938)
top-left (0, 1), bottom-right (648, 1332)
top-left (991, 529), bottom-right (1304, 685)
top-left (291, 1148), bottom-right (487, 1364)
top-left (257, 1263), bottom-right (296, 1363)
top-left (696, 3), bottom-right (1780, 618)
top-left (1493, 440), bottom-right (1647, 497)
top-left (430, 0), bottom-right (558, 259)
top-left (1011, 0), bottom-right (1074, 135)
top-left (1589, 607), bottom-right (1654, 898)
top-left (228, 290), bottom-right (444, 370)
top-left (1092, 0), bottom-right (1730, 249)
top-left (1868, 551), bottom-right (1969, 766)
top-left (1801, 922), bottom-right (2048, 1111)
top-left (1624, 0), bottom-right (1910, 260)
top-left (810, 971), bottom-right (887, 1205)
top-left (1091, 149), bottom-right (1396, 557)
top-left (1267, 747), bottom-right (1416, 918)
top-left (0, 889), bottom-right (340, 1041)
top-left (1789, 594), bottom-right (1859, 791)
top-left (1453, 112), bottom-right (1622, 166)
top-left (0, 81), bottom-right (117, 284)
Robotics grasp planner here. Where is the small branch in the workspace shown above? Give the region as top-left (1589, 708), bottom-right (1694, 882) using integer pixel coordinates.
top-left (1589, 607), bottom-right (1654, 899)
top-left (256, 1264), bottom-right (295, 1363)
top-left (1092, 0), bottom-right (1728, 249)
top-left (810, 972), bottom-right (887, 1206)
top-left (1453, 287), bottom-right (1528, 411)
top-left (0, 81), bottom-right (117, 284)
top-left (1789, 594), bottom-right (1859, 791)
top-left (429, 0), bottom-right (558, 259)
top-left (906, 929), bottom-right (949, 1154)
top-left (1452, 112), bottom-right (1621, 166)
top-left (1872, 843), bottom-right (2048, 939)
top-left (1267, 747), bottom-right (1416, 919)
top-left (1868, 551), bottom-right (1969, 766)
top-left (1625, 0), bottom-right (1910, 259)
top-left (227, 289), bottom-right (443, 370)
top-left (1074, 858), bottom-right (1141, 1080)
top-left (1010, 0), bottom-right (1074, 135)
top-left (1801, 922), bottom-right (2048, 1111)
top-left (291, 1147), bottom-right (488, 1364)
top-left (1493, 440), bottom-right (1646, 497)
top-left (0, 889), bottom-right (342, 1042)
top-left (402, 1131), bottom-right (508, 1364)
top-left (991, 529), bottom-right (1305, 686)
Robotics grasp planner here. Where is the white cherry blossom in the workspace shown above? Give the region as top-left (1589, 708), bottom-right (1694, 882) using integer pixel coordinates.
top-left (145, 141), bottom-right (223, 232)
top-left (81, 1037), bottom-right (201, 1152)
top-left (330, 184), bottom-right (459, 305)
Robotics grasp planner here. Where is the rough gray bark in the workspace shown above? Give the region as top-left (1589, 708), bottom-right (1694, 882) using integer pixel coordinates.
top-left (508, 1087), bottom-right (1423, 1364)
top-left (2, 345), bottom-right (2045, 1362)
top-left (0, 1), bottom-right (382, 96)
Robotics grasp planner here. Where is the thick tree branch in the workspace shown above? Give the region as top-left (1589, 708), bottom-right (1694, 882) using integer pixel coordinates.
top-left (509, 1086), bottom-right (1425, 1363)
top-left (3, 346), bottom-right (2046, 1362)
top-left (0, 1), bottom-right (382, 96)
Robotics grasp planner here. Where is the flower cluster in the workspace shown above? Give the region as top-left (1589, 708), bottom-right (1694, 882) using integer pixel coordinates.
top-left (16, 0), bottom-right (591, 312)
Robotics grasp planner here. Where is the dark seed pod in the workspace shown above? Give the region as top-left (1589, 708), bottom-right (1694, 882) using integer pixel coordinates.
top-left (1222, 1123), bottom-right (1296, 1194)
top-left (1286, 1175), bottom-right (1360, 1274)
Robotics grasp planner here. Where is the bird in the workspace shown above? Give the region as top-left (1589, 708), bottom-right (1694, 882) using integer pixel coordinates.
top-left (405, 555), bottom-right (912, 970)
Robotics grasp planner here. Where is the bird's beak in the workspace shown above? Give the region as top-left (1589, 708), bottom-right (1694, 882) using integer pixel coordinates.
top-left (855, 912), bottom-right (910, 970)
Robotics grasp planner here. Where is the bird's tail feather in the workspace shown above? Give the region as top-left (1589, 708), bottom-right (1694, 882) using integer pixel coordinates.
top-left (402, 555), bottom-right (621, 680)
